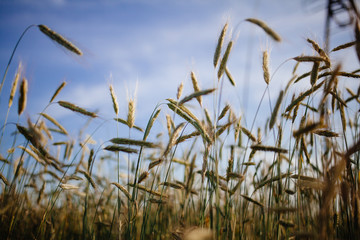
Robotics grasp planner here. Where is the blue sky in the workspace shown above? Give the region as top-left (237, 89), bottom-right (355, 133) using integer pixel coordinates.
top-left (0, 0), bottom-right (358, 165)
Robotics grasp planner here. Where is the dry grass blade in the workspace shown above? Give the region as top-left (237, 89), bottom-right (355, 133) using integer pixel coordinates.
top-left (329, 91), bottom-right (347, 107)
top-left (112, 182), bottom-right (131, 200)
top-left (262, 51), bottom-right (270, 84)
top-left (179, 88), bottom-right (215, 105)
top-left (40, 113), bottom-right (68, 135)
top-left (313, 129), bottom-right (339, 137)
top-left (18, 78), bottom-right (28, 115)
top-left (251, 144), bottom-right (288, 153)
top-left (114, 118), bottom-right (144, 132)
top-left (245, 18), bottom-right (281, 42)
top-left (50, 81), bottom-right (66, 103)
top-left (58, 101), bottom-right (97, 118)
top-left (104, 145), bottom-right (138, 154)
top-left (38, 24), bottom-right (82, 55)
top-left (109, 84), bottom-right (119, 115)
top-left (218, 41), bottom-right (233, 79)
top-left (225, 67), bottom-right (236, 86)
top-left (8, 62), bottom-right (21, 108)
top-left (214, 22), bottom-right (228, 67)
top-left (269, 90), bottom-right (284, 130)
top-left (241, 194), bottom-right (264, 208)
top-left (110, 138), bottom-right (158, 148)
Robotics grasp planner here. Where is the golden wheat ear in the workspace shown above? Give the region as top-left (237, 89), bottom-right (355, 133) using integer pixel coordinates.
top-left (38, 24), bottom-right (83, 55)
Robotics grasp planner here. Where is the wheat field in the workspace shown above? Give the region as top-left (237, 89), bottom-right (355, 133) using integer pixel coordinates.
top-left (0, 10), bottom-right (360, 240)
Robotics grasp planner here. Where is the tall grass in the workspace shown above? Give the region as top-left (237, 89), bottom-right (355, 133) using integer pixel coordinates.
top-left (1, 17), bottom-right (360, 240)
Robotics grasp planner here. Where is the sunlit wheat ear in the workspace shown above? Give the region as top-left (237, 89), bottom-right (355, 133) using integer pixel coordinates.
top-left (111, 182), bottom-right (131, 200)
top-left (190, 71), bottom-right (202, 106)
top-left (78, 170), bottom-right (96, 189)
top-left (127, 99), bottom-right (135, 128)
top-left (218, 41), bottom-right (233, 79)
top-left (225, 67), bottom-right (235, 86)
top-left (293, 56), bottom-right (327, 62)
top-left (109, 84), bottom-right (119, 115)
top-left (60, 184), bottom-right (79, 190)
top-left (306, 38), bottom-right (330, 67)
top-left (177, 81), bottom-right (184, 100)
top-left (218, 104), bottom-right (230, 121)
top-left (50, 81), bottom-right (66, 103)
top-left (245, 18), bottom-right (281, 42)
top-left (148, 158), bottom-right (162, 170)
top-left (201, 144), bottom-right (210, 183)
top-left (310, 61), bottom-right (320, 86)
top-left (262, 51), bottom-right (270, 85)
top-left (269, 90), bottom-right (284, 130)
top-left (163, 122), bottom-right (185, 157)
top-left (130, 184), bottom-right (168, 198)
top-left (166, 114), bottom-right (173, 136)
top-left (40, 113), bottom-right (68, 135)
top-left (331, 41), bottom-right (356, 52)
top-left (355, 20), bottom-right (360, 63)
top-left (18, 77), bottom-right (28, 116)
top-left (214, 22), bottom-right (228, 67)
top-left (9, 62), bottom-right (22, 108)
top-left (38, 24), bottom-right (82, 55)
top-left (160, 182), bottom-right (184, 189)
top-left (137, 171), bottom-right (149, 183)
top-left (250, 144), bottom-right (288, 153)
top-left (179, 88), bottom-right (216, 105)
top-left (58, 101), bottom-right (97, 118)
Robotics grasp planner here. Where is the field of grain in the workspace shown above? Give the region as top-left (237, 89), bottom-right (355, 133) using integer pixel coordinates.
top-left (1, 5), bottom-right (360, 240)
